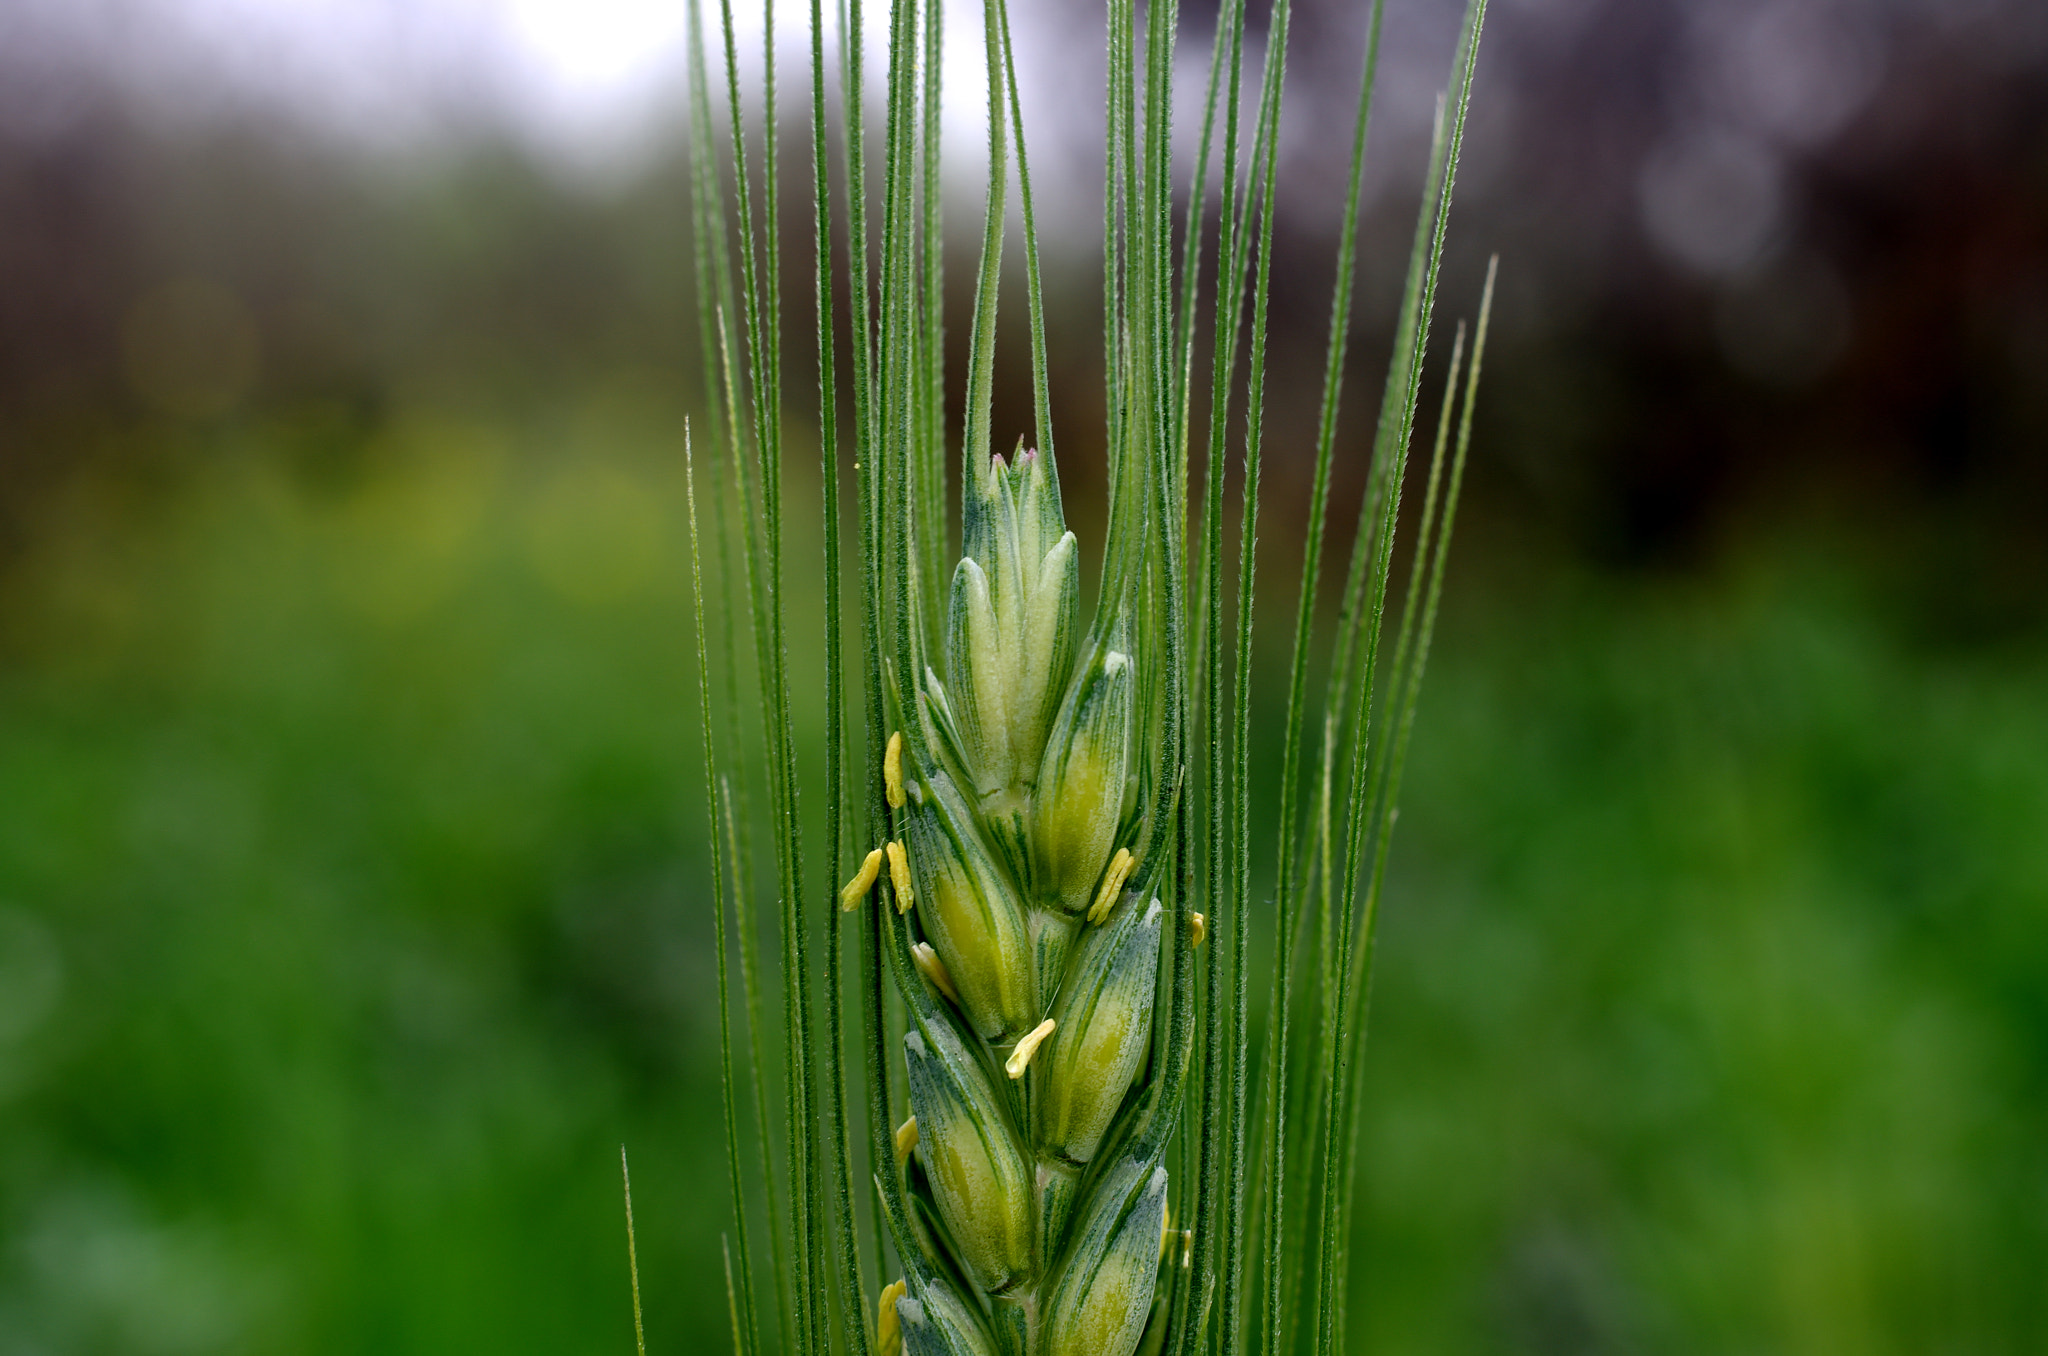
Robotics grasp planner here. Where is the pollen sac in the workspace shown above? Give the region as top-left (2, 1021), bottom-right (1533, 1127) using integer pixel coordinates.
top-left (896, 1272), bottom-right (1000, 1356)
top-left (904, 772), bottom-right (1037, 1041)
top-left (1036, 898), bottom-right (1162, 1164)
top-left (903, 1023), bottom-right (1036, 1295)
top-left (1043, 1162), bottom-right (1169, 1356)
top-left (947, 447), bottom-right (1078, 798)
top-left (1032, 643), bottom-right (1135, 916)
top-left (877, 1280), bottom-right (908, 1356)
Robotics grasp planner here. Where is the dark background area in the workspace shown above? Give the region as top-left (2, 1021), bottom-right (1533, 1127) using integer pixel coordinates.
top-left (1, 0), bottom-right (2043, 1352)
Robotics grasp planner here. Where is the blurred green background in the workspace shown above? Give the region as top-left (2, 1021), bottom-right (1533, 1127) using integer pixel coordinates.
top-left (2, 1), bottom-right (2045, 1353)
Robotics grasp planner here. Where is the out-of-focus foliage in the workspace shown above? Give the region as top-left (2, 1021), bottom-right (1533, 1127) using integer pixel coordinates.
top-left (0, 409), bottom-right (751, 1354)
top-left (1358, 542), bottom-right (2048, 1353)
top-left (4, 433), bottom-right (2044, 1352)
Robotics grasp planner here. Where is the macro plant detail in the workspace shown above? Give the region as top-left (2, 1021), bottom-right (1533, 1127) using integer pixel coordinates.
top-left (671, 0), bottom-right (1495, 1353)
top-left (865, 438), bottom-right (1171, 1356)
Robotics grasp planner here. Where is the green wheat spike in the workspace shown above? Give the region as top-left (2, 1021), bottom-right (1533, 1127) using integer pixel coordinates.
top-left (681, 1), bottom-right (1493, 1354)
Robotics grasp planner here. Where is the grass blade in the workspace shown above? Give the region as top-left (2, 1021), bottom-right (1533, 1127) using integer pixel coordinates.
top-left (917, 0), bottom-right (948, 644)
top-left (1252, 3), bottom-right (1388, 1345)
top-left (711, 0), bottom-right (826, 1344)
top-left (990, 0), bottom-right (1054, 460)
top-left (836, 0), bottom-right (907, 1302)
top-left (622, 1147), bottom-right (648, 1356)
top-left (1221, 1), bottom-right (1290, 1349)
top-left (685, 426), bottom-right (763, 1356)
top-left (1182, 0), bottom-right (1239, 1334)
top-left (960, 0), bottom-right (1010, 485)
top-left (809, 0), bottom-right (875, 1349)
top-left (715, 308), bottom-right (795, 1356)
top-left (1182, 0), bottom-right (1242, 1342)
top-left (1310, 6), bottom-right (1489, 1352)
top-left (723, 1237), bottom-right (748, 1356)
top-left (683, 5), bottom-right (786, 1349)
top-left (1331, 257), bottom-right (1497, 1348)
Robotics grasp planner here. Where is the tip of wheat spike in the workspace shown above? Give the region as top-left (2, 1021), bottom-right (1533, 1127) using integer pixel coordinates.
top-left (1088, 848), bottom-right (1136, 925)
top-left (1005, 1018), bottom-right (1056, 1079)
top-left (840, 847), bottom-right (885, 910)
top-left (884, 731), bottom-right (906, 809)
top-left (886, 840), bottom-right (915, 913)
top-left (911, 942), bottom-right (959, 1004)
top-left (894, 1115), bottom-right (919, 1162)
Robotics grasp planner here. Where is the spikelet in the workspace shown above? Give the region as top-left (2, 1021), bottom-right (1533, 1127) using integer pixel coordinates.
top-left (898, 1276), bottom-right (1001, 1356)
top-left (1037, 899), bottom-right (1162, 1163)
top-left (1042, 1164), bottom-right (1170, 1356)
top-left (902, 1021), bottom-right (1035, 1293)
top-left (1033, 641), bottom-right (1135, 917)
top-left (900, 770), bottom-right (1038, 1040)
top-left (947, 447), bottom-right (1078, 801)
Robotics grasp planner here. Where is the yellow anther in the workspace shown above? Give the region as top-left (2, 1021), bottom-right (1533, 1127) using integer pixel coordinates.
top-left (1005, 1018), bottom-right (1056, 1080)
top-left (911, 942), bottom-right (959, 1004)
top-left (840, 847), bottom-right (885, 910)
top-left (1181, 1229), bottom-right (1193, 1268)
top-left (1087, 848), bottom-right (1136, 925)
top-left (894, 1115), bottom-right (919, 1162)
top-left (886, 840), bottom-right (915, 913)
top-left (877, 1279), bottom-right (907, 1356)
top-left (884, 731), bottom-right (907, 809)
top-left (1190, 911), bottom-right (1207, 946)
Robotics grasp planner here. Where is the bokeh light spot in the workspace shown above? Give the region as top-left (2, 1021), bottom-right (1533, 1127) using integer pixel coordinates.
top-left (1638, 127), bottom-right (1786, 276)
top-left (1714, 2), bottom-right (1886, 150)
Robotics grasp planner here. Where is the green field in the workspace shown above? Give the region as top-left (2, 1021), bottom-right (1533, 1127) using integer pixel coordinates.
top-left (2, 399), bottom-right (2040, 1353)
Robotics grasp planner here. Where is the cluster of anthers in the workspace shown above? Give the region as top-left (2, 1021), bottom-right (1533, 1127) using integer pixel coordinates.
top-left (840, 447), bottom-right (1199, 1356)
